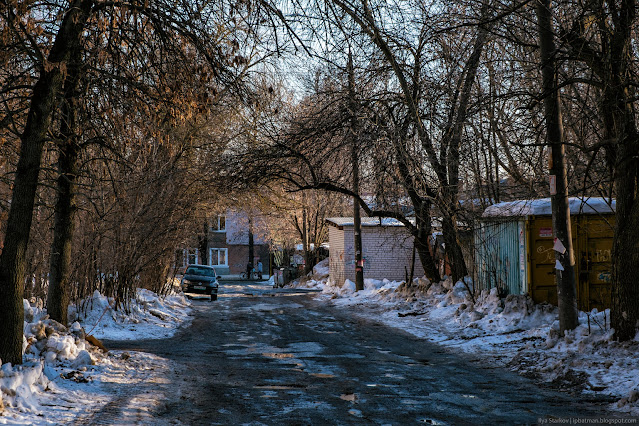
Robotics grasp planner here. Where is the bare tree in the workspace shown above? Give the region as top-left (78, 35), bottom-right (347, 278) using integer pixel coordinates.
top-left (0, 0), bottom-right (94, 365)
top-left (536, 0), bottom-right (579, 333)
top-left (560, 0), bottom-right (639, 340)
top-left (0, 0), bottom-right (271, 363)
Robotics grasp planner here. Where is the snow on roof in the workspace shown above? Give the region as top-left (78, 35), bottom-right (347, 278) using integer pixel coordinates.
top-left (326, 217), bottom-right (410, 227)
top-left (482, 197), bottom-right (616, 218)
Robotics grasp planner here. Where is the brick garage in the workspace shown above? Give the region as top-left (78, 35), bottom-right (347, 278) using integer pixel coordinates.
top-left (327, 217), bottom-right (425, 285)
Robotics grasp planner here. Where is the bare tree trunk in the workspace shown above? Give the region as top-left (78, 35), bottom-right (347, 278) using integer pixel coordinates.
top-left (415, 203), bottom-right (440, 283)
top-left (611, 132), bottom-right (639, 340)
top-left (536, 0), bottom-right (579, 333)
top-left (562, 0), bottom-right (638, 340)
top-left (47, 46), bottom-right (84, 326)
top-left (248, 215), bottom-right (254, 274)
top-left (605, 2), bottom-right (639, 341)
top-left (47, 145), bottom-right (79, 325)
top-left (441, 215), bottom-right (468, 281)
top-left (198, 219), bottom-right (209, 265)
top-left (348, 52), bottom-right (364, 291)
top-left (0, 0), bottom-right (92, 365)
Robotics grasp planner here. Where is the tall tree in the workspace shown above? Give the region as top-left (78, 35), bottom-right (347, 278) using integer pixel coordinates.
top-left (535, 0), bottom-right (579, 333)
top-left (46, 45), bottom-right (85, 325)
top-left (0, 0), bottom-right (93, 366)
top-left (562, 0), bottom-right (639, 340)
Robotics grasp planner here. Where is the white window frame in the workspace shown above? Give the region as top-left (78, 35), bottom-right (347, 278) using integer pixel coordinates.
top-left (209, 248), bottom-right (228, 266)
top-left (210, 215), bottom-right (226, 232)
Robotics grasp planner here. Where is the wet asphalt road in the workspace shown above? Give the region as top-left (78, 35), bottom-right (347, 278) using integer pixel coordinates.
top-left (102, 280), bottom-right (614, 425)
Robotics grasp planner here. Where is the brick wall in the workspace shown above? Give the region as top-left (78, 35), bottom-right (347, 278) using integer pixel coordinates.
top-left (227, 244), bottom-right (269, 274)
top-left (329, 224), bottom-right (425, 285)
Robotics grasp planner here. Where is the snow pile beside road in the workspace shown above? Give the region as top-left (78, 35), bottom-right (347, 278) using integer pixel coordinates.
top-left (312, 258), bottom-right (329, 278)
top-left (299, 272), bottom-right (639, 415)
top-left (0, 288), bottom-right (191, 424)
top-left (0, 299), bottom-right (109, 423)
top-left (295, 258), bottom-right (330, 290)
top-left (69, 288), bottom-right (192, 340)
top-left (0, 361), bottom-right (50, 417)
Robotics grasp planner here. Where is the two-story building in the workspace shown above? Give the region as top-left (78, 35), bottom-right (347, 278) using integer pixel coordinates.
top-left (176, 210), bottom-right (271, 277)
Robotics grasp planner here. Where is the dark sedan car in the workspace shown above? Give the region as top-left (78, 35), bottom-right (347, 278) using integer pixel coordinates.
top-left (180, 264), bottom-right (219, 301)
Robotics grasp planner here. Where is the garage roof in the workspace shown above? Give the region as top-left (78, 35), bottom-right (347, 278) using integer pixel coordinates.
top-left (482, 197), bottom-right (616, 218)
top-left (326, 217), bottom-right (411, 228)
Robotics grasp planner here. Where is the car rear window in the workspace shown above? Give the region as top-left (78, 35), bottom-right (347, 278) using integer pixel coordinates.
top-left (185, 266), bottom-right (216, 277)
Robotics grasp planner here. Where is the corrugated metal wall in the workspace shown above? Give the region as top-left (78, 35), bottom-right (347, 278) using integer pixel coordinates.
top-left (328, 226), bottom-right (346, 286)
top-left (474, 220), bottom-right (527, 295)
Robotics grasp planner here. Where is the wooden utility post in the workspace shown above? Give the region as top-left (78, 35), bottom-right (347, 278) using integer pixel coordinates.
top-left (536, 0), bottom-right (579, 333)
top-left (248, 215), bottom-right (255, 276)
top-left (348, 52), bottom-right (364, 291)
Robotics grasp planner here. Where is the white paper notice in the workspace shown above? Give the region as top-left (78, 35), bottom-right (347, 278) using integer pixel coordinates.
top-left (549, 175), bottom-right (557, 195)
top-left (555, 259), bottom-right (565, 271)
top-left (553, 237), bottom-right (566, 254)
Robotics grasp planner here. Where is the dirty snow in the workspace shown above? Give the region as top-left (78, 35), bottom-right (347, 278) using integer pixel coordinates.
top-left (296, 258), bottom-right (639, 416)
top-left (0, 289), bottom-right (190, 424)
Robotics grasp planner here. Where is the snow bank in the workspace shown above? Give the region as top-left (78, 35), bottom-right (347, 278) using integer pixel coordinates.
top-left (313, 258), bottom-right (330, 277)
top-left (0, 299), bottom-right (107, 421)
top-left (69, 288), bottom-right (192, 340)
top-left (303, 274), bottom-right (639, 415)
top-left (293, 258), bottom-right (330, 290)
top-left (0, 288), bottom-right (192, 423)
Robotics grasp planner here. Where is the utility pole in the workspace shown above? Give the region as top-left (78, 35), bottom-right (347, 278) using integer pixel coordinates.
top-left (536, 0), bottom-right (579, 333)
top-left (348, 51), bottom-right (364, 291)
top-left (248, 215), bottom-right (254, 277)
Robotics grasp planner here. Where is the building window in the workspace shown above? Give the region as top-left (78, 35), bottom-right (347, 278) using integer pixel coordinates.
top-left (209, 248), bottom-right (228, 266)
top-left (186, 248), bottom-right (198, 265)
top-left (211, 215), bottom-right (226, 232)
top-left (176, 248), bottom-right (198, 268)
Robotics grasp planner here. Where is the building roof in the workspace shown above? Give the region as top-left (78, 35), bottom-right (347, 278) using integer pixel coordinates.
top-left (326, 217), bottom-right (411, 228)
top-left (482, 197), bottom-right (616, 218)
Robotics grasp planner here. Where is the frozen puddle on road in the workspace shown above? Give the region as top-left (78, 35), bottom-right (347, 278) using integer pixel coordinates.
top-left (221, 341), bottom-right (347, 378)
top-left (241, 302), bottom-right (304, 312)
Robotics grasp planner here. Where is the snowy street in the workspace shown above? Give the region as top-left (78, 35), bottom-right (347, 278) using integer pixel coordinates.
top-left (96, 279), bottom-right (614, 425)
top-left (3, 270), bottom-right (637, 424)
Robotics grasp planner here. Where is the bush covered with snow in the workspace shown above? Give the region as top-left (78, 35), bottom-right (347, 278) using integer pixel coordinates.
top-left (68, 288), bottom-right (191, 341)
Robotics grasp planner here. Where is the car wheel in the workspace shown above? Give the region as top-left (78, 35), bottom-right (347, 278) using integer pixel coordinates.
top-left (210, 294), bottom-right (217, 302)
